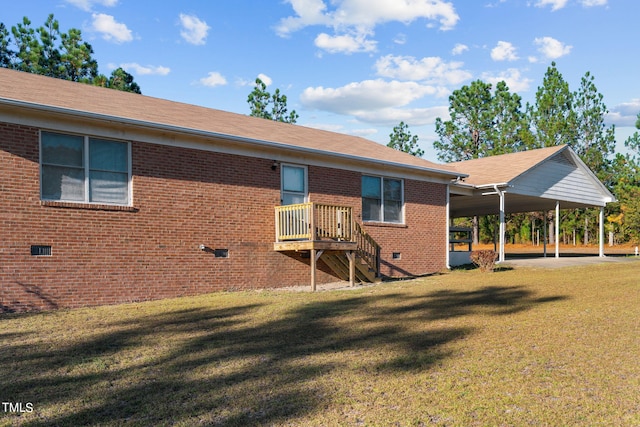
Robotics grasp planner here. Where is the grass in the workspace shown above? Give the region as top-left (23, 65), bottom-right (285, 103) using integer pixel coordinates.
top-left (1, 260), bottom-right (639, 426)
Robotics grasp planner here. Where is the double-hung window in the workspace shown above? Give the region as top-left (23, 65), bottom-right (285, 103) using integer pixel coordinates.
top-left (362, 175), bottom-right (403, 223)
top-left (40, 131), bottom-right (131, 205)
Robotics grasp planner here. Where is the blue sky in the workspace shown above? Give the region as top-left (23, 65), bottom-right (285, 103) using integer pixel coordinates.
top-left (3, 0), bottom-right (638, 162)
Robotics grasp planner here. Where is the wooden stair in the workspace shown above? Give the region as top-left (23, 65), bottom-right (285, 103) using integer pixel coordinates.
top-left (320, 252), bottom-right (380, 283)
top-left (274, 203), bottom-right (381, 289)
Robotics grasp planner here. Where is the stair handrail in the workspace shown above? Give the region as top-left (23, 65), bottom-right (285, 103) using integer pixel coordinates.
top-left (354, 221), bottom-right (381, 277)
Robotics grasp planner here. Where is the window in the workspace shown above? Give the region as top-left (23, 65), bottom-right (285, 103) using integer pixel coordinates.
top-left (362, 175), bottom-right (403, 223)
top-left (281, 164), bottom-right (307, 205)
top-left (41, 131), bottom-right (130, 205)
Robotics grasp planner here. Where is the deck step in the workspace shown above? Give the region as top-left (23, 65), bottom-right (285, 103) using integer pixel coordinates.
top-left (319, 252), bottom-right (378, 283)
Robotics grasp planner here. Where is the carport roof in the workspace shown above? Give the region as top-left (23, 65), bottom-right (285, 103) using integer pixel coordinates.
top-left (446, 145), bottom-right (616, 218)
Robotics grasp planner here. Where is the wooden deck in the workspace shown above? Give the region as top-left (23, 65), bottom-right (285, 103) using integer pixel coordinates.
top-left (273, 240), bottom-right (357, 252)
top-left (274, 203), bottom-right (380, 290)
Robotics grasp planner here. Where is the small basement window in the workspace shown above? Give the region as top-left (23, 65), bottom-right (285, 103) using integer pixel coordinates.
top-left (31, 245), bottom-right (52, 256)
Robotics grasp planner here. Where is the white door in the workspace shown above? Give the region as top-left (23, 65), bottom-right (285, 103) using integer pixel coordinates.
top-left (281, 164), bottom-right (308, 205)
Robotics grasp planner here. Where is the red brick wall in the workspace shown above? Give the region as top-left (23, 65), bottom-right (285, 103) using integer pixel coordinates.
top-left (1, 122), bottom-right (447, 312)
top-left (308, 166), bottom-right (447, 277)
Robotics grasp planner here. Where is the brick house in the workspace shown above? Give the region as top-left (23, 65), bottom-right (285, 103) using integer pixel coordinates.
top-left (1, 69), bottom-right (463, 312)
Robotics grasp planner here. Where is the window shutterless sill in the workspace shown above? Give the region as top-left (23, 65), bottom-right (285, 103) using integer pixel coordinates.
top-left (362, 221), bottom-right (407, 228)
top-left (41, 200), bottom-right (138, 212)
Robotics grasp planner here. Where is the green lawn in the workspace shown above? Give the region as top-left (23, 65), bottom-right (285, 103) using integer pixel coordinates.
top-left (2, 261), bottom-right (639, 426)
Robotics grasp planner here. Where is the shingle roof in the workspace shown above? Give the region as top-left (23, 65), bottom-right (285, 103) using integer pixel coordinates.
top-left (445, 145), bottom-right (568, 186)
top-left (0, 68), bottom-right (457, 177)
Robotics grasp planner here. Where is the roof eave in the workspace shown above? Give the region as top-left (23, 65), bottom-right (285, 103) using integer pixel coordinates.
top-left (1, 97), bottom-right (463, 180)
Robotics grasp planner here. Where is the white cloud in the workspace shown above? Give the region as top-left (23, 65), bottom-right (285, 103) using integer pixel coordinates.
top-left (452, 43), bottom-right (469, 55)
top-left (179, 13), bottom-right (210, 45)
top-left (65, 0), bottom-right (117, 12)
top-left (482, 68), bottom-right (533, 93)
top-left (534, 0), bottom-right (569, 11)
top-left (277, 0), bottom-right (331, 35)
top-left (393, 33), bottom-right (407, 45)
top-left (581, 0), bottom-right (607, 6)
top-left (198, 72), bottom-right (227, 87)
top-left (257, 73), bottom-right (273, 86)
top-left (120, 63), bottom-right (170, 76)
top-left (534, 0), bottom-right (607, 10)
top-left (277, 0), bottom-right (459, 34)
top-left (374, 54), bottom-right (471, 86)
top-left (300, 79), bottom-right (449, 126)
top-left (534, 36), bottom-right (572, 59)
top-left (276, 0), bottom-right (459, 55)
top-left (315, 31), bottom-right (377, 54)
top-left (491, 41), bottom-right (519, 61)
top-left (91, 13), bottom-right (133, 43)
top-left (607, 99), bottom-right (640, 127)
top-left (354, 106), bottom-right (450, 126)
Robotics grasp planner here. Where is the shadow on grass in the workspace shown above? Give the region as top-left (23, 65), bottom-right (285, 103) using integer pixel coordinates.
top-left (449, 263), bottom-right (514, 272)
top-left (382, 286), bottom-right (568, 319)
top-left (0, 287), bottom-right (567, 426)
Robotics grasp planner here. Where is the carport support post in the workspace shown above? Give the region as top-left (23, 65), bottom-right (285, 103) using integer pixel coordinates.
top-left (599, 207), bottom-right (605, 257)
top-left (555, 200), bottom-right (560, 258)
top-left (498, 188), bottom-right (505, 263)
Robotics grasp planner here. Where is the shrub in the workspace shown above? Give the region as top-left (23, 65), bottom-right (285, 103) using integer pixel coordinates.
top-left (470, 250), bottom-right (498, 272)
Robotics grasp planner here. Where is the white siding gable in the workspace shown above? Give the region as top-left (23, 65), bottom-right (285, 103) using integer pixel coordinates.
top-left (510, 152), bottom-right (608, 206)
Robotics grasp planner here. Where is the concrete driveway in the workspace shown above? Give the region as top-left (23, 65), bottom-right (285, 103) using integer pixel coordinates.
top-left (501, 255), bottom-right (640, 269)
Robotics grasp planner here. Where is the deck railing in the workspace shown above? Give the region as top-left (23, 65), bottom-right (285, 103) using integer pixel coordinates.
top-left (275, 203), bottom-right (381, 279)
top-left (275, 202), bottom-right (353, 242)
top-left (354, 221), bottom-right (381, 277)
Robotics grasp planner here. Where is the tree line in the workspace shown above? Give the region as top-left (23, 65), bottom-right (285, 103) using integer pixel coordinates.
top-left (1, 14), bottom-right (141, 93)
top-left (431, 63), bottom-right (640, 246)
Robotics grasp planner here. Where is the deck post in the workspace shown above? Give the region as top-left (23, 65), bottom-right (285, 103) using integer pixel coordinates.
top-left (346, 251), bottom-right (355, 287)
top-left (310, 249), bottom-right (324, 291)
top-left (310, 249), bottom-right (317, 291)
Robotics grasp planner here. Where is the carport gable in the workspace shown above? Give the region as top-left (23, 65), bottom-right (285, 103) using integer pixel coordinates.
top-left (447, 145), bottom-right (615, 218)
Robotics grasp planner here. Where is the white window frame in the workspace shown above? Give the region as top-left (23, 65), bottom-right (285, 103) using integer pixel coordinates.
top-left (39, 131), bottom-right (132, 206)
top-left (280, 163), bottom-right (308, 205)
top-left (361, 175), bottom-right (405, 224)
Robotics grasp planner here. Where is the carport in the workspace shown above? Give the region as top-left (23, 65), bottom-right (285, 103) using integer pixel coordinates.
top-left (445, 145), bottom-right (616, 264)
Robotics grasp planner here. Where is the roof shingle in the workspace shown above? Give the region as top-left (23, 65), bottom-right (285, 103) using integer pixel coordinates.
top-left (0, 68), bottom-right (454, 176)
top-left (445, 145), bottom-right (568, 185)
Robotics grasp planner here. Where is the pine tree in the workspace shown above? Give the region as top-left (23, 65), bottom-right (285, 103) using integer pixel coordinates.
top-left (527, 61), bottom-right (577, 148)
top-left (247, 78), bottom-right (298, 123)
top-left (387, 122), bottom-right (424, 157)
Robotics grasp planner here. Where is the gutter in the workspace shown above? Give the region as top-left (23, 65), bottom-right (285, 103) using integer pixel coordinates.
top-left (1, 97), bottom-right (466, 180)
